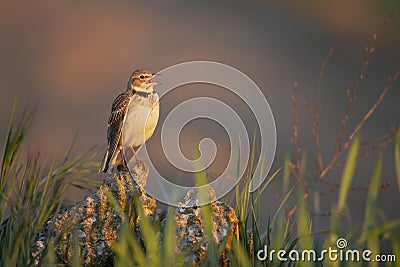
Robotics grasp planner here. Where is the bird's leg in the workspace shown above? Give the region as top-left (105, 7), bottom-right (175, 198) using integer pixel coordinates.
top-left (119, 148), bottom-right (126, 166)
top-left (115, 148), bottom-right (129, 172)
top-left (136, 144), bottom-right (144, 154)
top-left (130, 146), bottom-right (140, 162)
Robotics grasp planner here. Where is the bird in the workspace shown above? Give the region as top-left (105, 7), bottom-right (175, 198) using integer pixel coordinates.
top-left (99, 70), bottom-right (159, 173)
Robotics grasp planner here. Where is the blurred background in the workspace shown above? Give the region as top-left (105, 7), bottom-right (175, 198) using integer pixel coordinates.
top-left (1, 0), bottom-right (399, 246)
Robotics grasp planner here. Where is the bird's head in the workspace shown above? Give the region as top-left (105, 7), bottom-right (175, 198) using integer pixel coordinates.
top-left (127, 70), bottom-right (158, 93)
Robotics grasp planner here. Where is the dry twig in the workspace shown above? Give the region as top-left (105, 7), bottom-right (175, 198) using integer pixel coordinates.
top-left (305, 47), bottom-right (334, 174)
top-left (318, 69), bottom-right (400, 182)
top-left (286, 34), bottom-right (399, 219)
top-left (291, 83), bottom-right (301, 176)
top-left (334, 34), bottom-right (378, 155)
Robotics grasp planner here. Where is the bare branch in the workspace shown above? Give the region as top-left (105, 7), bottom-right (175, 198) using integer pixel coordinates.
top-left (318, 69), bottom-right (400, 182)
top-left (334, 34), bottom-right (378, 154)
top-left (313, 47), bottom-right (334, 174)
top-left (330, 130), bottom-right (396, 169)
top-left (291, 83), bottom-right (301, 176)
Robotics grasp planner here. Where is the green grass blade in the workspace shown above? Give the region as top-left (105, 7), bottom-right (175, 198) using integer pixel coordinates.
top-left (161, 208), bottom-right (177, 266)
top-left (364, 153), bottom-right (382, 232)
top-left (134, 196), bottom-right (160, 266)
top-left (71, 227), bottom-right (82, 267)
top-left (1, 98), bottom-right (18, 181)
top-left (338, 134), bottom-right (360, 212)
top-left (358, 219), bottom-right (400, 243)
top-left (114, 225), bottom-right (147, 267)
top-left (271, 187), bottom-right (294, 228)
top-left (391, 234), bottom-right (400, 267)
top-left (231, 238), bottom-right (252, 267)
top-left (364, 153), bottom-right (383, 267)
top-left (254, 167), bottom-right (281, 203)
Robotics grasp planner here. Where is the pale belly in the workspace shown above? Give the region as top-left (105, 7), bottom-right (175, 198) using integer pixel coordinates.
top-left (122, 94), bottom-right (159, 148)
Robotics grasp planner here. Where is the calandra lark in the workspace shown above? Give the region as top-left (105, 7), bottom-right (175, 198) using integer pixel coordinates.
top-left (99, 70), bottom-right (159, 173)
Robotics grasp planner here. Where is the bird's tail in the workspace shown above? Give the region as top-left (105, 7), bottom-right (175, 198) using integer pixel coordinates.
top-left (99, 150), bottom-right (110, 173)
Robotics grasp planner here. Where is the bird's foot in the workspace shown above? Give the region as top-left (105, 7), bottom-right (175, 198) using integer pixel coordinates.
top-left (117, 164), bottom-right (129, 172)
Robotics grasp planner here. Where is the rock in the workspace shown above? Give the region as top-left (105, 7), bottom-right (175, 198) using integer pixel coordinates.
top-left (171, 187), bottom-right (239, 266)
top-left (31, 162), bottom-right (156, 266)
top-left (31, 163), bottom-right (238, 266)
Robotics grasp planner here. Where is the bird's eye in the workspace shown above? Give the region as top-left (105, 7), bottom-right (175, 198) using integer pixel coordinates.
top-left (140, 75), bottom-right (145, 79)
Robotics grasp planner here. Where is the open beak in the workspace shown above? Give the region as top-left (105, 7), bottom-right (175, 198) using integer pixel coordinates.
top-left (146, 81), bottom-right (159, 88)
top-left (146, 73), bottom-right (160, 87)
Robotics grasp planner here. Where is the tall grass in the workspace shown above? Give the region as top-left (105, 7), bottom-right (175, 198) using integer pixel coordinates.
top-left (0, 101), bottom-right (98, 266)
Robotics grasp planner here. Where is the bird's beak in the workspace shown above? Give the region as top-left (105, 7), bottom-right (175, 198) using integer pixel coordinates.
top-left (146, 82), bottom-right (159, 88)
top-left (148, 73), bottom-right (160, 87)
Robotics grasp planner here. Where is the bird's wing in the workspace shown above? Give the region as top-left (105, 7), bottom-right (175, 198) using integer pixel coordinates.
top-left (107, 91), bottom-right (132, 150)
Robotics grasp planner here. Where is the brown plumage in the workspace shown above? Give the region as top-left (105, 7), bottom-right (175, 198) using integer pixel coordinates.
top-left (99, 70), bottom-right (159, 173)
top-left (99, 91), bottom-right (133, 173)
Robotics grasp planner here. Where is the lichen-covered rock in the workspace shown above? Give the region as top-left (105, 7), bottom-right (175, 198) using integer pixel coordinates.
top-left (173, 187), bottom-right (239, 266)
top-left (32, 163), bottom-right (239, 266)
top-left (31, 162), bottom-right (156, 266)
